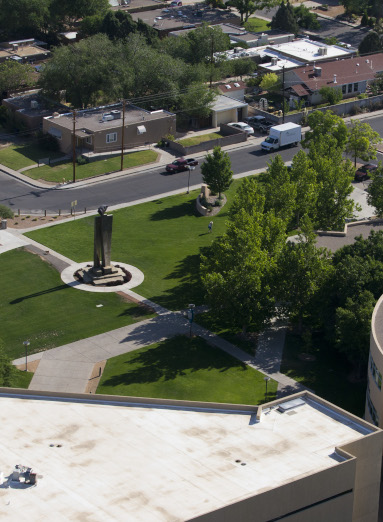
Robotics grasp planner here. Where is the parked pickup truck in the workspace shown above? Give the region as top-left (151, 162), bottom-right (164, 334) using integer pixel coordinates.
top-left (261, 123), bottom-right (301, 152)
top-left (166, 157), bottom-right (198, 173)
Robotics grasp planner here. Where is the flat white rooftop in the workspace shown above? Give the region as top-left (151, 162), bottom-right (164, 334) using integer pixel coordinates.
top-left (269, 39), bottom-right (355, 62)
top-left (0, 394), bottom-right (372, 521)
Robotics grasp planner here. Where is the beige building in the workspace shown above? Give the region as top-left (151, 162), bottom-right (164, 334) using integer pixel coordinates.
top-left (366, 294), bottom-right (383, 428)
top-left (211, 95), bottom-right (248, 127)
top-left (0, 388), bottom-right (381, 521)
top-left (43, 103), bottom-right (176, 155)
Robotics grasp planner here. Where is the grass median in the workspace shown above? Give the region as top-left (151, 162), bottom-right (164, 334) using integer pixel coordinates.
top-left (176, 132), bottom-right (223, 147)
top-left (97, 335), bottom-right (277, 404)
top-left (0, 144), bottom-right (63, 170)
top-left (1, 248), bottom-right (154, 359)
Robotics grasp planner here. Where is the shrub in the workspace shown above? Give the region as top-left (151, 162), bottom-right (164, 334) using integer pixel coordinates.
top-left (361, 11), bottom-right (368, 26)
top-left (358, 93), bottom-right (367, 99)
top-left (0, 205), bottom-right (14, 219)
top-left (368, 17), bottom-right (376, 27)
top-left (76, 155), bottom-right (88, 165)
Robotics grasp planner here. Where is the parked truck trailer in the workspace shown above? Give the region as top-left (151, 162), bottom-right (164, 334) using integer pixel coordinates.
top-left (261, 123), bottom-right (302, 152)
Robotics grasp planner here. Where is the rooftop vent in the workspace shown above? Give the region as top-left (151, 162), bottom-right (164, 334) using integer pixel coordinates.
top-left (314, 66), bottom-right (322, 77)
top-left (333, 74), bottom-right (337, 84)
top-left (234, 82), bottom-right (240, 87)
top-left (110, 110), bottom-right (121, 119)
top-left (318, 46), bottom-right (327, 56)
top-left (102, 113), bottom-right (114, 122)
top-left (271, 57), bottom-right (278, 66)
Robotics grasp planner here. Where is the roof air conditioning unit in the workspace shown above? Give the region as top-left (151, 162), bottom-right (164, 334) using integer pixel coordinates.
top-left (12, 43), bottom-right (18, 52)
top-left (319, 47), bottom-right (327, 56)
top-left (30, 100), bottom-right (39, 109)
top-left (103, 114), bottom-right (114, 121)
top-left (314, 66), bottom-right (322, 77)
top-left (271, 57), bottom-right (278, 66)
top-left (110, 110), bottom-right (121, 119)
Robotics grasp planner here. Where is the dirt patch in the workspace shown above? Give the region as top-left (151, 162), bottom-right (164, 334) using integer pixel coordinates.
top-left (85, 361), bottom-right (107, 394)
top-left (5, 213), bottom-right (75, 229)
top-left (15, 359), bottom-right (40, 373)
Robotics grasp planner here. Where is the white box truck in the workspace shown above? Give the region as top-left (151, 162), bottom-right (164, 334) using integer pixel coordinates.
top-left (261, 123), bottom-right (301, 152)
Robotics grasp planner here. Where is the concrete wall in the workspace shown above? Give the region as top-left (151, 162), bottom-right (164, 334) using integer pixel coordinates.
top-left (366, 294), bottom-right (383, 429)
top-left (254, 94), bottom-right (383, 125)
top-left (167, 123), bottom-right (247, 155)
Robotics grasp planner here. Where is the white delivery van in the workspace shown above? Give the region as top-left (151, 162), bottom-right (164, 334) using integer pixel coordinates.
top-left (261, 123), bottom-right (301, 152)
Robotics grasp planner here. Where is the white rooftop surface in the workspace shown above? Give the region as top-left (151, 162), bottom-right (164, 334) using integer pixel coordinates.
top-left (257, 50), bottom-right (304, 71)
top-left (0, 395), bottom-right (372, 521)
top-left (212, 95), bottom-right (247, 112)
top-left (269, 39), bottom-right (354, 62)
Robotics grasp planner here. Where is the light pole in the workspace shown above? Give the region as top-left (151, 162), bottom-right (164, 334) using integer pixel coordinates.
top-left (23, 340), bottom-right (30, 371)
top-left (187, 304), bottom-right (195, 338)
top-left (264, 376), bottom-right (270, 401)
top-left (186, 165), bottom-right (195, 194)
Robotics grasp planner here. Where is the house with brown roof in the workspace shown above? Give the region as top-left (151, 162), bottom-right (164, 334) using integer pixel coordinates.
top-left (217, 81), bottom-right (246, 101)
top-left (285, 53), bottom-right (383, 107)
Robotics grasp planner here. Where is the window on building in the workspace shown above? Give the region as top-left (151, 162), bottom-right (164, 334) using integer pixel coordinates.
top-left (369, 355), bottom-right (382, 389)
top-left (354, 83), bottom-right (359, 92)
top-left (367, 388), bottom-right (379, 426)
top-left (342, 85), bottom-right (346, 94)
top-left (48, 127), bottom-right (62, 140)
top-left (106, 132), bottom-right (117, 143)
top-left (85, 136), bottom-right (92, 144)
top-left (348, 84), bottom-right (353, 93)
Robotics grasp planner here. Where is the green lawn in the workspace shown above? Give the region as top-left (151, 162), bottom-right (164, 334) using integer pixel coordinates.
top-left (26, 180), bottom-right (244, 310)
top-left (0, 144), bottom-right (63, 170)
top-left (280, 332), bottom-right (367, 417)
top-left (243, 17), bottom-right (270, 33)
top-left (0, 249), bottom-right (154, 359)
top-left (22, 150), bottom-right (159, 182)
top-left (13, 368), bottom-right (34, 388)
top-left (177, 133), bottom-right (223, 147)
top-left (97, 335), bottom-right (277, 404)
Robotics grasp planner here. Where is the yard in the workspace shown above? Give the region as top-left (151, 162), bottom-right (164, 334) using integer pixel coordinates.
top-left (0, 248), bottom-right (154, 359)
top-left (177, 132), bottom-right (223, 147)
top-left (24, 150), bottom-right (159, 182)
top-left (97, 335), bottom-right (277, 404)
top-left (244, 17), bottom-right (271, 33)
top-left (0, 143), bottom-right (63, 170)
top-left (26, 180), bottom-right (243, 310)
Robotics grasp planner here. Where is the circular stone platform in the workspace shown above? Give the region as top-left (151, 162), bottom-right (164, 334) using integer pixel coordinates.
top-left (61, 262), bottom-right (144, 293)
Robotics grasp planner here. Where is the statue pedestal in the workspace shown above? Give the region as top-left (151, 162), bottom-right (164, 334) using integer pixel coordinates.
top-left (78, 264), bottom-right (126, 286)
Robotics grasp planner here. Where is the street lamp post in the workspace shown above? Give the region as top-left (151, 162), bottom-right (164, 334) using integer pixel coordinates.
top-left (187, 304), bottom-right (195, 338)
top-left (264, 376), bottom-right (270, 401)
top-left (186, 165), bottom-right (195, 194)
top-left (23, 340), bottom-right (30, 371)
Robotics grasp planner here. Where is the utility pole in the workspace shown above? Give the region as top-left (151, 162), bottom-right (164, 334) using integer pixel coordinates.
top-left (282, 66), bottom-right (285, 124)
top-left (120, 100), bottom-right (126, 171)
top-left (209, 36), bottom-right (214, 89)
top-left (72, 110), bottom-right (76, 183)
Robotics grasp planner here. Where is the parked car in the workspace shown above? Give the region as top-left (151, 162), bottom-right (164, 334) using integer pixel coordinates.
top-left (227, 122), bottom-right (254, 135)
top-left (259, 121), bottom-right (274, 134)
top-left (166, 157), bottom-right (198, 173)
top-left (244, 115), bottom-right (266, 130)
top-left (355, 164), bottom-right (377, 182)
top-left (170, 0), bottom-right (182, 6)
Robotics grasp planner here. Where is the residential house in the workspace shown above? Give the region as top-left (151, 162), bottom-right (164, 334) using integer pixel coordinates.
top-left (43, 103), bottom-right (176, 155)
top-left (285, 53), bottom-right (383, 106)
top-left (211, 94), bottom-right (248, 127)
top-left (217, 81), bottom-right (246, 101)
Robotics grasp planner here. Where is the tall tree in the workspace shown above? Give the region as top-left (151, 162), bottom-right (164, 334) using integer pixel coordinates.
top-left (277, 224), bottom-right (333, 333)
top-left (346, 121), bottom-right (381, 167)
top-left (0, 0), bottom-right (50, 40)
top-left (263, 155), bottom-right (297, 225)
top-left (270, 0), bottom-right (299, 33)
top-left (367, 164), bottom-right (383, 217)
top-left (302, 110), bottom-right (348, 151)
top-left (358, 32), bottom-right (383, 54)
top-left (201, 146), bottom-right (233, 198)
top-left (289, 149), bottom-right (317, 227)
top-left (180, 83), bottom-right (217, 119)
top-left (50, 0), bottom-right (109, 28)
top-left (0, 61), bottom-right (34, 97)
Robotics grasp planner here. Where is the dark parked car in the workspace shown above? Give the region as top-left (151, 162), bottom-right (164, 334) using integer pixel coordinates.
top-left (259, 121), bottom-right (274, 134)
top-left (355, 164), bottom-right (377, 182)
top-left (244, 115), bottom-right (266, 130)
top-left (166, 157), bottom-right (198, 173)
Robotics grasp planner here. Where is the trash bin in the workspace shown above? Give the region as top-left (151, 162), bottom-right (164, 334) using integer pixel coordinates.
top-left (1, 219), bottom-right (7, 230)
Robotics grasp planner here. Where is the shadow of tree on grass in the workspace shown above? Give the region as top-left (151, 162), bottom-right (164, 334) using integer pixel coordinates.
top-left (101, 335), bottom-right (246, 388)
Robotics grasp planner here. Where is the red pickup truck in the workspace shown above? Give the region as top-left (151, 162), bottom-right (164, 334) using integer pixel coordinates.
top-left (165, 157), bottom-right (198, 173)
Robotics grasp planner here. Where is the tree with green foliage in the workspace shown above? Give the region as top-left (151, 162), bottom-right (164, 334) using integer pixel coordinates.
top-left (230, 58), bottom-right (256, 79)
top-left (229, 177), bottom-right (265, 219)
top-left (0, 205), bottom-right (14, 219)
top-left (370, 72), bottom-right (383, 96)
top-left (361, 10), bottom-right (369, 25)
top-left (335, 290), bottom-right (375, 378)
top-left (302, 110), bottom-right (348, 151)
top-left (367, 164), bottom-right (383, 216)
top-left (50, 0), bottom-right (109, 28)
top-left (0, 61), bottom-right (34, 97)
top-left (278, 224), bottom-right (333, 333)
top-left (340, 0), bottom-right (369, 15)
top-left (346, 121), bottom-right (381, 167)
top-left (0, 0), bottom-right (51, 40)
top-left (201, 146), bottom-right (233, 198)
top-left (319, 86), bottom-right (343, 106)
top-left (179, 83), bottom-right (217, 119)
top-left (201, 209), bottom-right (284, 333)
top-left (187, 24), bottom-right (230, 65)
top-left (263, 155), bottom-right (297, 224)
top-left (358, 32), bottom-right (383, 54)
top-left (270, 0), bottom-right (299, 34)
top-left (260, 72), bottom-right (281, 92)
top-left (289, 149), bottom-right (318, 227)
top-left (293, 4), bottom-right (320, 29)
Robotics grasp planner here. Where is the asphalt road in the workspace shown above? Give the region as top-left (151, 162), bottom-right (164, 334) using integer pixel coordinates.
top-left (1, 114), bottom-right (383, 213)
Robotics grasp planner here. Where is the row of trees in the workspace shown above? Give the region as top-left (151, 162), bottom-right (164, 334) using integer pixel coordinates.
top-left (270, 0), bottom-right (320, 33)
top-left (200, 111), bottom-right (382, 375)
